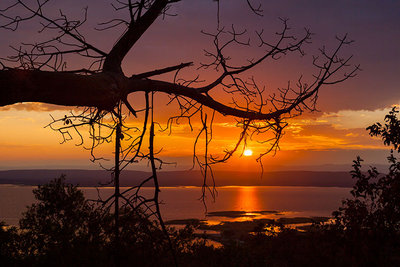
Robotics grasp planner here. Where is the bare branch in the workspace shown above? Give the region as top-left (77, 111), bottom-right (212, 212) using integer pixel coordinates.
top-left (131, 61), bottom-right (193, 79)
top-left (103, 0), bottom-right (172, 73)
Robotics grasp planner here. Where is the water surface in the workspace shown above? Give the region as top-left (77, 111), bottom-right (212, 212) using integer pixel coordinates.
top-left (0, 185), bottom-right (351, 226)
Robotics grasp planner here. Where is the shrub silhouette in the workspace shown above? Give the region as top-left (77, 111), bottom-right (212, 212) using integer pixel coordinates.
top-left (329, 107), bottom-right (400, 266)
top-left (13, 176), bottom-right (194, 266)
top-left (334, 107), bottom-right (400, 235)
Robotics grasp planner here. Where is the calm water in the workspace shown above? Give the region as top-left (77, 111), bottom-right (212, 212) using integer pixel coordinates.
top-left (0, 185), bottom-right (351, 226)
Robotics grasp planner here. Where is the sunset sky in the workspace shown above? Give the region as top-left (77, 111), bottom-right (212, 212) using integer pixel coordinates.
top-left (0, 0), bottom-right (399, 171)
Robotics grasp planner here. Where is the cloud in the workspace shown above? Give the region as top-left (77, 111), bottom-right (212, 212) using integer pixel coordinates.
top-left (280, 117), bottom-right (386, 151)
top-left (0, 103), bottom-right (79, 112)
top-left (319, 106), bottom-right (399, 130)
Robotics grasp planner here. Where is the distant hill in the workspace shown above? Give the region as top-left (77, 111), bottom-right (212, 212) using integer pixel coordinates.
top-left (0, 169), bottom-right (354, 187)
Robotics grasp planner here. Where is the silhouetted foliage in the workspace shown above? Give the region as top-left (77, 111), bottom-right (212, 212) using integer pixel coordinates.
top-left (333, 156), bottom-right (400, 235)
top-left (17, 175), bottom-right (111, 265)
top-left (334, 108), bottom-right (400, 234)
top-left (367, 107), bottom-right (400, 152)
top-left (0, 221), bottom-right (21, 265)
top-left (327, 107), bottom-right (400, 266)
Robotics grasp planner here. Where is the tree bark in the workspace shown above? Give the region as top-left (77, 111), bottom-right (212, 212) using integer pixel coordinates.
top-left (0, 69), bottom-right (127, 110)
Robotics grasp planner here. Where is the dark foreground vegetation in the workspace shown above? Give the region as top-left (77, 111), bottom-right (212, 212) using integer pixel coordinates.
top-left (2, 109), bottom-right (400, 266)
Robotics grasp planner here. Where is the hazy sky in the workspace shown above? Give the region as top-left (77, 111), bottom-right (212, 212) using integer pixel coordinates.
top-left (0, 0), bottom-right (399, 171)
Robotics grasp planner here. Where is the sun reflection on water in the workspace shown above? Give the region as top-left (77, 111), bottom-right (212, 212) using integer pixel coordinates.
top-left (236, 186), bottom-right (260, 212)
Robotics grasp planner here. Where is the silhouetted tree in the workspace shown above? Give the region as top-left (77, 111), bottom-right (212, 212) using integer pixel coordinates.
top-left (17, 176), bottom-right (110, 265)
top-left (0, 1), bottom-right (359, 265)
top-left (331, 107), bottom-right (400, 266)
top-left (334, 107), bottom-right (400, 234)
top-left (12, 176), bottom-right (194, 266)
top-left (333, 156), bottom-right (400, 235)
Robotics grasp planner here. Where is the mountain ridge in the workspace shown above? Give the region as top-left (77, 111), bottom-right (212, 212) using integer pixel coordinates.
top-left (0, 169), bottom-right (354, 187)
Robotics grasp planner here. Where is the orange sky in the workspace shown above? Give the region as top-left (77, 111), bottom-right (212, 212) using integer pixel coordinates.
top-left (0, 102), bottom-right (392, 171)
top-left (0, 0), bottom-right (399, 171)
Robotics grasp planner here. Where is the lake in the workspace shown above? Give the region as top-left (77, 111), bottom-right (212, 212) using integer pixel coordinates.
top-left (0, 185), bottom-right (352, 226)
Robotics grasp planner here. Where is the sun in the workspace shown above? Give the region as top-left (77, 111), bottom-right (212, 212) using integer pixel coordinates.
top-left (243, 149), bottom-right (253, 156)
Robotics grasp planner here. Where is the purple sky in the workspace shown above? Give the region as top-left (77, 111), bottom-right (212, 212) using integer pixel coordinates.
top-left (0, 0), bottom-right (399, 170)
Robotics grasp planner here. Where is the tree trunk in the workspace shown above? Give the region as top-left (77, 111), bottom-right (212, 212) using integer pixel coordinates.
top-left (0, 69), bottom-right (127, 110)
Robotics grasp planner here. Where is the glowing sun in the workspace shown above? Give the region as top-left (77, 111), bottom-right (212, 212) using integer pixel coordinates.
top-left (243, 149), bottom-right (253, 156)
